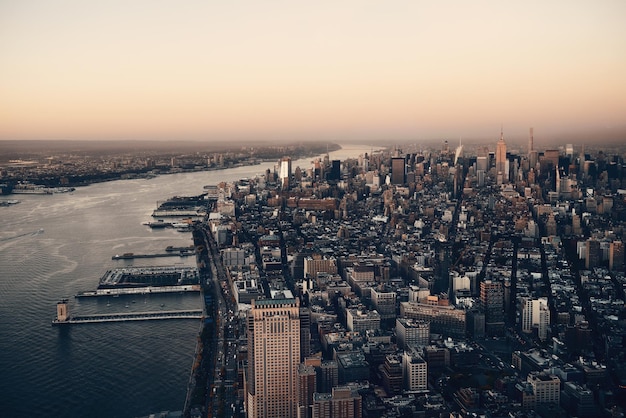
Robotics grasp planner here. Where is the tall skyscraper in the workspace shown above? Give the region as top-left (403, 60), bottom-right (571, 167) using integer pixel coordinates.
top-left (297, 363), bottom-right (317, 418)
top-left (280, 157), bottom-right (292, 189)
top-left (495, 128), bottom-right (507, 179)
top-left (609, 241), bottom-right (624, 272)
top-left (528, 127), bottom-right (538, 170)
top-left (391, 157), bottom-right (406, 185)
top-left (328, 160), bottom-right (341, 181)
top-left (585, 239), bottom-right (601, 270)
top-left (247, 298), bottom-right (301, 418)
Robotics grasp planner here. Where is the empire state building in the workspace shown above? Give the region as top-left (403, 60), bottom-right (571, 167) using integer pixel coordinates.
top-left (496, 128), bottom-right (507, 179)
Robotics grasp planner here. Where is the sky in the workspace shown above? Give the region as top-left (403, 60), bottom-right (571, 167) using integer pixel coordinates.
top-left (1, 0), bottom-right (625, 144)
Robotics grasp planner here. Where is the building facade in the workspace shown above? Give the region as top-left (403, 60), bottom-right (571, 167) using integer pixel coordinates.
top-left (395, 318), bottom-right (430, 349)
top-left (247, 298), bottom-right (301, 418)
top-left (522, 297), bottom-right (550, 342)
top-left (402, 348), bottom-right (428, 391)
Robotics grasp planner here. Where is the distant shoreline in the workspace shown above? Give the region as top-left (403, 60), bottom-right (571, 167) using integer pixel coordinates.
top-left (0, 142), bottom-right (343, 194)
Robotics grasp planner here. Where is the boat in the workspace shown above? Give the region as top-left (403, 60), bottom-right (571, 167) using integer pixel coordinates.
top-left (143, 220), bottom-right (170, 228)
top-left (0, 199), bottom-right (20, 206)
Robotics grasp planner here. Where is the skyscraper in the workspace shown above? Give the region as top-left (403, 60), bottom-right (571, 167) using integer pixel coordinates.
top-left (391, 157), bottom-right (406, 185)
top-left (585, 239), bottom-right (601, 270)
top-left (297, 363), bottom-right (317, 418)
top-left (280, 157), bottom-right (292, 189)
top-left (247, 298), bottom-right (301, 418)
top-left (495, 128), bottom-right (507, 179)
top-left (327, 160), bottom-right (341, 181)
top-left (528, 127), bottom-right (538, 170)
top-left (609, 241), bottom-right (624, 272)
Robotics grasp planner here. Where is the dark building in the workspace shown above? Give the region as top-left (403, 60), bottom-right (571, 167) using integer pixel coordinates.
top-left (380, 354), bottom-right (403, 395)
top-left (391, 157), bottom-right (406, 185)
top-left (586, 239), bottom-right (601, 270)
top-left (327, 160), bottom-right (341, 181)
top-left (480, 280), bottom-right (504, 336)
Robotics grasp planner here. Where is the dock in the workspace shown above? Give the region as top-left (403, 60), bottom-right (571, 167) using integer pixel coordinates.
top-left (112, 251), bottom-right (194, 260)
top-left (52, 309), bottom-right (204, 325)
top-left (152, 210), bottom-right (204, 218)
top-left (75, 284), bottom-right (201, 298)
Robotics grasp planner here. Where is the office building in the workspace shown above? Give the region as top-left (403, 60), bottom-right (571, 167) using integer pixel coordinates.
top-left (247, 298), bottom-right (301, 418)
top-left (346, 308), bottom-right (381, 333)
top-left (521, 297), bottom-right (550, 342)
top-left (586, 239), bottom-right (601, 270)
top-left (280, 157), bottom-right (292, 189)
top-left (325, 160), bottom-right (341, 181)
top-left (527, 372), bottom-right (560, 406)
top-left (304, 255), bottom-right (338, 280)
top-left (380, 354), bottom-right (403, 395)
top-left (480, 280), bottom-right (504, 336)
top-left (297, 364), bottom-right (317, 418)
top-left (402, 348), bottom-right (428, 391)
top-left (371, 288), bottom-right (397, 320)
top-left (395, 318), bottom-right (430, 349)
top-left (391, 157), bottom-right (406, 185)
top-left (400, 301), bottom-right (466, 338)
top-left (609, 240), bottom-right (624, 272)
top-left (312, 386), bottom-right (362, 418)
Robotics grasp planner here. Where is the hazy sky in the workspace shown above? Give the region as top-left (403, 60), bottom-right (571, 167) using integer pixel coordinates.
top-left (1, 1), bottom-right (625, 144)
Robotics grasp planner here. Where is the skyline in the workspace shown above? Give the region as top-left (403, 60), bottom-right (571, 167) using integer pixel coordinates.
top-left (1, 1), bottom-right (625, 143)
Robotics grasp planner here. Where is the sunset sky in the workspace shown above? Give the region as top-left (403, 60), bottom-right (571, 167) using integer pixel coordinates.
top-left (1, 1), bottom-right (625, 144)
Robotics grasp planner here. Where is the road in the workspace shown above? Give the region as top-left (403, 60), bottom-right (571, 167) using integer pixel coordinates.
top-left (198, 222), bottom-right (243, 418)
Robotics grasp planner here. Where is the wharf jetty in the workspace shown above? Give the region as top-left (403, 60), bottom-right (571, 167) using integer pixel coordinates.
top-left (166, 245), bottom-right (194, 252)
top-left (99, 265), bottom-right (199, 287)
top-left (112, 250), bottom-right (194, 260)
top-left (52, 300), bottom-right (203, 325)
top-left (75, 284), bottom-right (201, 298)
top-left (75, 266), bottom-right (200, 297)
top-left (151, 210), bottom-right (204, 218)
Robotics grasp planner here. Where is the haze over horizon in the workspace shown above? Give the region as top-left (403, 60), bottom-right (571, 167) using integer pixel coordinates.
top-left (1, 1), bottom-right (625, 144)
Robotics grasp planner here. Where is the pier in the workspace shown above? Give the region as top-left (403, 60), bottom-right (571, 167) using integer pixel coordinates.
top-left (112, 251), bottom-right (194, 260)
top-left (52, 309), bottom-right (204, 325)
top-left (75, 284), bottom-right (201, 298)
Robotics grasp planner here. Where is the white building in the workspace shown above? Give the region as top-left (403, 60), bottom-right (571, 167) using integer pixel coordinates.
top-left (402, 348), bottom-right (428, 391)
top-left (522, 297), bottom-right (550, 342)
top-left (396, 318), bottom-right (429, 349)
top-left (280, 157), bottom-right (292, 189)
top-left (527, 372), bottom-right (560, 406)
